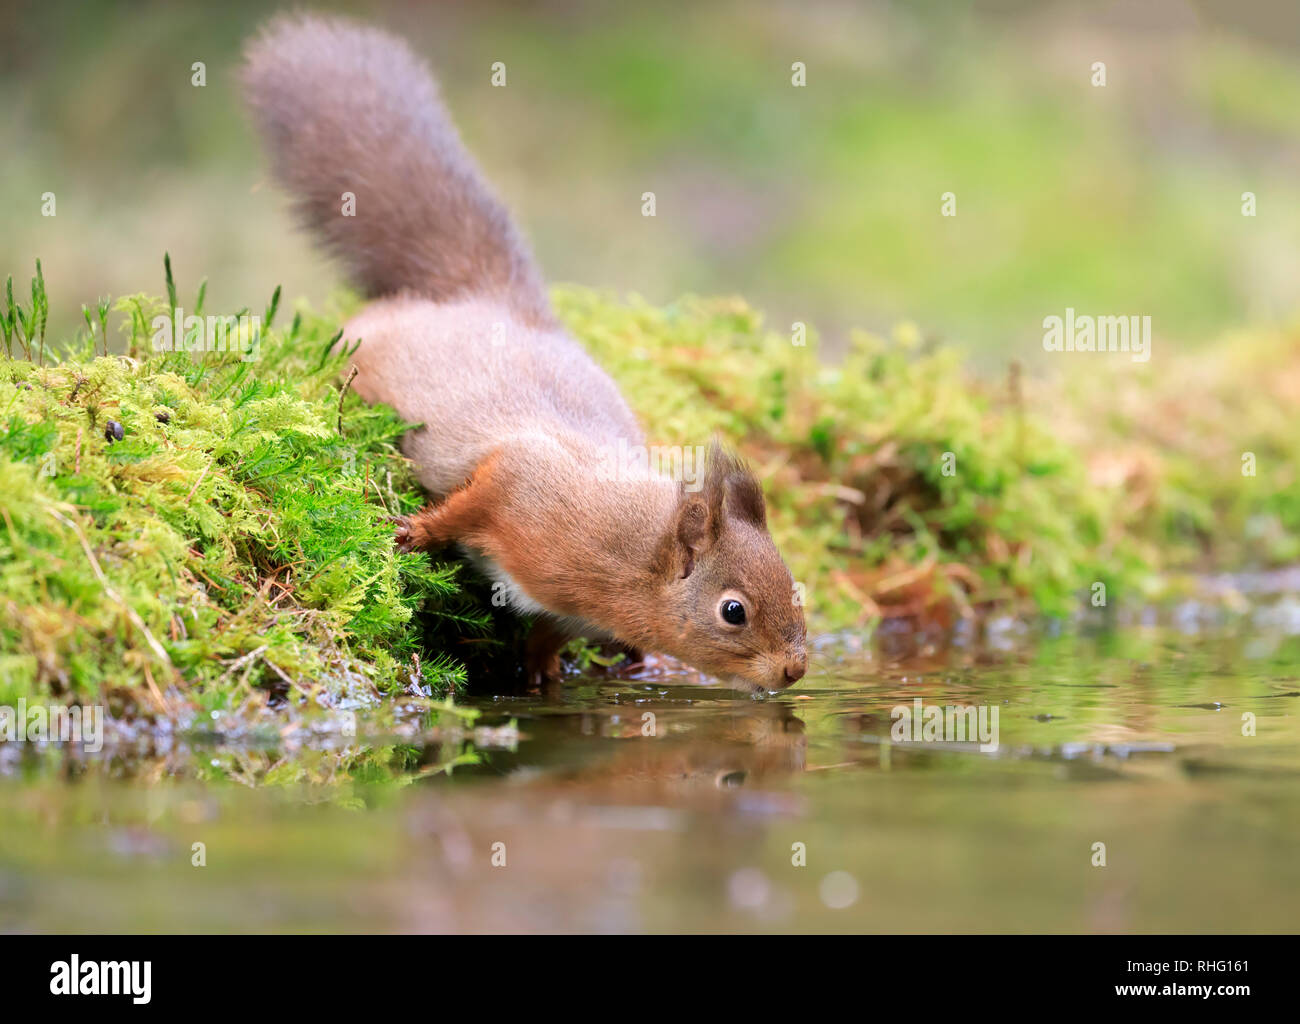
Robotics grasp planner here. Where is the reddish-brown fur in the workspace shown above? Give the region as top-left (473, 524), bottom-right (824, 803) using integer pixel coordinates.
top-left (242, 14), bottom-right (807, 691)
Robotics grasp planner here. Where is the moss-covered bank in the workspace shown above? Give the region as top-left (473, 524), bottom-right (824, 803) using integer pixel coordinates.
top-left (562, 287), bottom-right (1298, 625)
top-left (1, 268), bottom-right (490, 715)
top-left (2, 263), bottom-right (1296, 714)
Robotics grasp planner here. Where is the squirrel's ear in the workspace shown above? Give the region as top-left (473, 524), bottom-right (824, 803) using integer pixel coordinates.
top-left (673, 495), bottom-right (713, 579)
top-left (702, 442), bottom-right (767, 530)
top-left (652, 489), bottom-right (708, 580)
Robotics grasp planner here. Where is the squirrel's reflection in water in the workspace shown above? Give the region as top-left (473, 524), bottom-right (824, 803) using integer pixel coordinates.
top-left (531, 702), bottom-right (808, 794)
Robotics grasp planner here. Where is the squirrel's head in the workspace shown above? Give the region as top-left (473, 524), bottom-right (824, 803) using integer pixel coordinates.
top-left (651, 446), bottom-right (808, 692)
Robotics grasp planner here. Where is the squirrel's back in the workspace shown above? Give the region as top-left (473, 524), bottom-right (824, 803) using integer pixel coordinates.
top-left (241, 13), bottom-right (553, 325)
top-left (342, 294), bottom-right (643, 498)
top-left (242, 14), bottom-right (643, 496)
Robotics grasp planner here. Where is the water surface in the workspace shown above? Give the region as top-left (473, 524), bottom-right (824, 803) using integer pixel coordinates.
top-left (3, 623), bottom-right (1299, 932)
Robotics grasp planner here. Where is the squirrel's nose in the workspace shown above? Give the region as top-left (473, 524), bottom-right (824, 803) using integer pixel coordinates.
top-left (783, 653), bottom-right (807, 684)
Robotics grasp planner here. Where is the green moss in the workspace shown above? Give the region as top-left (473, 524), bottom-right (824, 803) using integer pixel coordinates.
top-left (556, 287), bottom-right (1299, 626)
top-left (1061, 323), bottom-right (1300, 571)
top-left (3, 263), bottom-right (1295, 715)
top-left (0, 265), bottom-right (488, 715)
top-left (556, 287), bottom-right (1144, 625)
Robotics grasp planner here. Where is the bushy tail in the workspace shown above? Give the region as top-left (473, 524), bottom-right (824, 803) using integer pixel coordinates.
top-left (241, 14), bottom-right (552, 324)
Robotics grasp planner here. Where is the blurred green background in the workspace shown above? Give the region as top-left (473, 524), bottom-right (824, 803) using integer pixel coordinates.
top-left (2, 0), bottom-right (1299, 361)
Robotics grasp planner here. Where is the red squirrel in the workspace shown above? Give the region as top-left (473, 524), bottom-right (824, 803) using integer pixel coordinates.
top-left (241, 14), bottom-right (807, 691)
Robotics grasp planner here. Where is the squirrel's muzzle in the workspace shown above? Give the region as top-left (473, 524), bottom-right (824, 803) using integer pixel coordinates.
top-left (783, 653), bottom-right (807, 685)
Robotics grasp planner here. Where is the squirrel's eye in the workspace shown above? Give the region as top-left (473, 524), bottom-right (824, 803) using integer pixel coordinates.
top-left (720, 599), bottom-right (747, 625)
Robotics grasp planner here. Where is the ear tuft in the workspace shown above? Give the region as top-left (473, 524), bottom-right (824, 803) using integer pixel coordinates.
top-left (703, 440), bottom-right (767, 529)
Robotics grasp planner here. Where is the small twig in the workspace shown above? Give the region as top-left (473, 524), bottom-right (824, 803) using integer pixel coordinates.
top-left (367, 473), bottom-right (391, 515)
top-left (830, 568), bottom-right (881, 624)
top-left (73, 427), bottom-right (82, 475)
top-left (216, 644), bottom-right (268, 684)
top-left (873, 556), bottom-right (938, 595)
top-left (338, 364), bottom-right (359, 437)
top-left (261, 652), bottom-right (310, 695)
top-left (184, 459), bottom-right (213, 503)
top-left (47, 506), bottom-right (174, 671)
top-left (0, 506), bottom-right (18, 549)
top-left (142, 662), bottom-right (170, 715)
top-left (815, 483), bottom-right (867, 505)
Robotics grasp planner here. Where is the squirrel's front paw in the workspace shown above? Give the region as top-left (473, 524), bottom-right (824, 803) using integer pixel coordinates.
top-left (393, 515), bottom-right (419, 553)
top-left (393, 509), bottom-right (440, 553)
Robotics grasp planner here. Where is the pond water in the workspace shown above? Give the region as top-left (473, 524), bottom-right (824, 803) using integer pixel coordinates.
top-left (3, 621), bottom-right (1299, 933)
